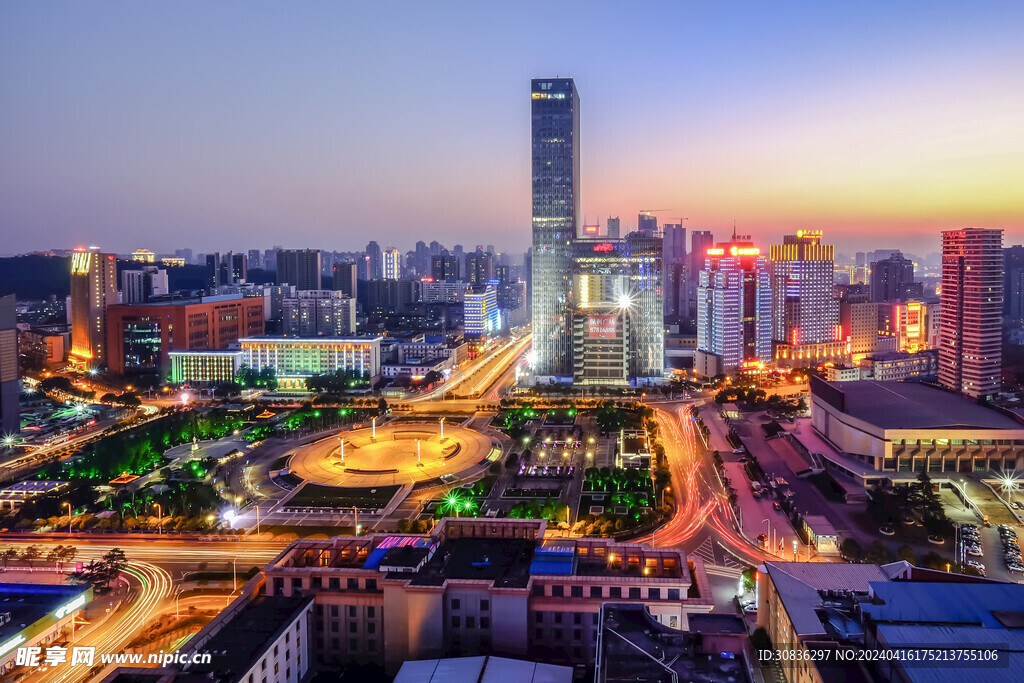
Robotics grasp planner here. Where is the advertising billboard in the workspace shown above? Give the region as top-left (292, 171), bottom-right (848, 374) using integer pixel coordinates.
top-left (587, 315), bottom-right (618, 339)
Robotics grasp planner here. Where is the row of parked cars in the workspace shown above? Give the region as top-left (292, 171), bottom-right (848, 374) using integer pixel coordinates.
top-left (999, 524), bottom-right (1023, 574)
top-left (960, 523), bottom-right (986, 575)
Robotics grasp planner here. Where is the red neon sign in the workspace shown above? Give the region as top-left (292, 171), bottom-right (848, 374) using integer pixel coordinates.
top-left (593, 243), bottom-right (614, 252)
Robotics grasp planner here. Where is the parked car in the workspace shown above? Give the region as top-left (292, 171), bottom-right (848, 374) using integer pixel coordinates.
top-left (773, 502), bottom-right (782, 511)
top-left (967, 547), bottom-right (983, 557)
top-left (732, 448), bottom-right (744, 454)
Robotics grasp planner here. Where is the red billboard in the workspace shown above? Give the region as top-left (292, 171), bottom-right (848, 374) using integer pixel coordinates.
top-left (587, 315), bottom-right (618, 338)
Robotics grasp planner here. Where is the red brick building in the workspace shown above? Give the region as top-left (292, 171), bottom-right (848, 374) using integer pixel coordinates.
top-left (105, 295), bottom-right (264, 376)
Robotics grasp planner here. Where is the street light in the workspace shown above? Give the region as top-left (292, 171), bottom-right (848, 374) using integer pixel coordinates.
top-left (64, 501), bottom-right (73, 534)
top-left (153, 503), bottom-right (163, 535)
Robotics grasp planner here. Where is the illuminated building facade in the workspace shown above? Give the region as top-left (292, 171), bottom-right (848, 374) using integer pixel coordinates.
top-left (130, 248), bottom-right (156, 263)
top-left (238, 337), bottom-right (382, 388)
top-left (464, 285), bottom-right (500, 338)
top-left (768, 231), bottom-right (840, 352)
top-left (531, 77), bottom-right (580, 382)
top-left (105, 295), bottom-right (265, 376)
top-left (169, 350), bottom-right (243, 385)
top-left (69, 249), bottom-right (118, 366)
top-left (0, 295), bottom-right (17, 435)
top-left (695, 239), bottom-right (771, 377)
top-left (894, 300), bottom-right (939, 353)
top-left (939, 228), bottom-right (1003, 399)
top-left (570, 237), bottom-right (664, 385)
top-left (160, 257), bottom-right (186, 267)
top-left (383, 249), bottom-right (401, 281)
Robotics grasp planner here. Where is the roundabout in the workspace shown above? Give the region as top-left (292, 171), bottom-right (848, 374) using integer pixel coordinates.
top-left (287, 420), bottom-right (496, 488)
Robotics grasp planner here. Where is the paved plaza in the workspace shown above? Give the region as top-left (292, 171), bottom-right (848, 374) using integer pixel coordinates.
top-left (287, 421), bottom-right (495, 488)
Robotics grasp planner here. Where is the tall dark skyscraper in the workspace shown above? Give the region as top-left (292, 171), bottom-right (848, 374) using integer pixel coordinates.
top-left (1004, 245), bottom-right (1024, 323)
top-left (366, 241), bottom-right (383, 280)
top-left (637, 212), bottom-right (658, 235)
top-left (531, 77), bottom-right (580, 380)
top-left (332, 261), bottom-right (358, 298)
top-left (0, 294), bottom-right (18, 435)
top-left (686, 230), bottom-right (714, 320)
top-left (869, 251), bottom-right (915, 302)
top-left (277, 249), bottom-right (323, 290)
top-left (662, 223), bottom-right (687, 318)
top-left (606, 216), bottom-right (620, 239)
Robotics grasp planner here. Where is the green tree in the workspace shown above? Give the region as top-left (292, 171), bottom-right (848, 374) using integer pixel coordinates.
top-left (840, 538), bottom-right (862, 562)
top-left (0, 547), bottom-right (17, 568)
top-left (864, 540), bottom-right (891, 565)
top-left (896, 545), bottom-right (916, 563)
top-left (741, 567), bottom-right (757, 594)
top-left (20, 545), bottom-right (42, 568)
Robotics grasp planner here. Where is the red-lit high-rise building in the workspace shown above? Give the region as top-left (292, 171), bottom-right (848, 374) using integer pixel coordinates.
top-left (939, 228), bottom-right (1003, 399)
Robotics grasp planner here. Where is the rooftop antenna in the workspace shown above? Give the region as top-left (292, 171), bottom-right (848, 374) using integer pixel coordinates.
top-left (732, 220), bottom-right (737, 240)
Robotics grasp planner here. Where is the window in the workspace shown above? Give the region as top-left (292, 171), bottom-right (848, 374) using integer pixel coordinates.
top-left (285, 633), bottom-right (290, 644)
top-left (347, 578), bottom-right (359, 590)
top-left (315, 605), bottom-right (324, 616)
top-left (329, 577), bottom-right (340, 591)
top-left (629, 587), bottom-right (641, 599)
top-left (554, 613), bottom-right (562, 624)
top-left (366, 579), bottom-right (377, 591)
top-left (331, 638), bottom-right (339, 649)
top-left (554, 629), bottom-right (562, 640)
top-left (452, 616), bottom-right (461, 628)
top-left (466, 616), bottom-right (475, 628)
top-left (330, 605), bottom-right (339, 617)
top-left (590, 586), bottom-right (602, 598)
top-left (350, 639), bottom-right (357, 651)
top-left (668, 589), bottom-right (680, 600)
top-left (285, 650), bottom-right (290, 661)
top-left (535, 628), bottom-right (543, 640)
top-left (261, 660), bottom-right (266, 671)
top-left (592, 613), bottom-right (598, 625)
top-left (285, 669), bottom-right (289, 680)
top-left (368, 623), bottom-right (375, 634)
top-left (368, 640), bottom-right (376, 652)
top-left (533, 584), bottom-right (545, 596)
top-left (480, 599), bottom-right (489, 611)
top-left (610, 587), bottom-right (622, 598)
top-left (573, 613), bottom-right (582, 624)
top-left (291, 578), bottom-right (302, 593)
top-left (481, 617), bottom-right (490, 628)
top-left (648, 588), bottom-right (660, 599)
top-left (273, 664), bottom-right (279, 675)
top-left (349, 623), bottom-right (357, 633)
top-left (367, 606), bottom-right (375, 618)
top-left (552, 585), bottom-right (564, 597)
top-left (535, 612), bottom-right (543, 623)
top-left (452, 598), bottom-right (461, 610)
top-left (274, 646), bottom-right (279, 657)
top-left (573, 629), bottom-right (582, 641)
top-left (312, 576), bottom-right (322, 588)
top-left (571, 585), bottom-right (583, 598)
top-left (349, 606), bottom-right (356, 618)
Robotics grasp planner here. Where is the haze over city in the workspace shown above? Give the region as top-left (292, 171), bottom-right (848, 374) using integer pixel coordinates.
top-left (3, 0), bottom-right (1023, 255)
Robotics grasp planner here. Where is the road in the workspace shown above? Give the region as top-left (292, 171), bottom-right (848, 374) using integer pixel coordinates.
top-left (411, 333), bottom-right (531, 402)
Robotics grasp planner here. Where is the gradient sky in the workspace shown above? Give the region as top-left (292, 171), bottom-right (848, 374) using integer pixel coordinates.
top-left (2, 1), bottom-right (1023, 257)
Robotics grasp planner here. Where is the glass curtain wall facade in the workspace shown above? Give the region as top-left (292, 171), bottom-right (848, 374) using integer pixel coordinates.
top-left (624, 231), bottom-right (664, 383)
top-left (531, 78), bottom-right (580, 381)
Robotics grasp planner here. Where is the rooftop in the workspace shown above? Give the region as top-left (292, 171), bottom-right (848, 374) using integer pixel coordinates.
top-left (185, 596), bottom-right (312, 680)
top-left (810, 378), bottom-right (1022, 430)
top-left (408, 538), bottom-right (536, 588)
top-left (0, 583), bottom-right (92, 644)
top-left (394, 655), bottom-right (573, 683)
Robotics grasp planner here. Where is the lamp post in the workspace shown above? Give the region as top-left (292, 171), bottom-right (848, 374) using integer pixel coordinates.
top-left (64, 502), bottom-right (73, 534)
top-left (440, 417), bottom-right (444, 439)
top-left (153, 503), bottom-right (162, 535)
top-left (762, 519), bottom-right (771, 553)
top-left (372, 417), bottom-right (376, 439)
top-left (255, 505), bottom-right (261, 536)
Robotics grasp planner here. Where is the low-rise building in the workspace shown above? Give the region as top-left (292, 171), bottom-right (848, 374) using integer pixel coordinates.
top-left (860, 349), bottom-right (938, 382)
top-left (168, 350), bottom-right (244, 386)
top-left (0, 583), bottom-right (93, 676)
top-left (260, 518), bottom-right (713, 675)
top-left (822, 364), bottom-right (862, 382)
top-left (809, 377), bottom-right (1024, 476)
top-left (238, 337), bottom-right (382, 389)
top-left (0, 480), bottom-right (69, 509)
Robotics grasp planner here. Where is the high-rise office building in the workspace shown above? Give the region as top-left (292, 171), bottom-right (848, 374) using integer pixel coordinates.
top-left (231, 252), bottom-right (248, 283)
top-left (430, 252), bottom-right (460, 281)
top-left (606, 216), bottom-right (620, 239)
top-left (869, 251), bottom-right (915, 302)
top-left (413, 240), bottom-right (430, 276)
top-left (624, 231), bottom-right (664, 383)
top-left (263, 248), bottom-right (278, 272)
top-left (662, 223), bottom-right (687, 319)
top-left (121, 267), bottom-right (168, 304)
top-left (531, 77), bottom-right (580, 380)
top-left (1004, 245), bottom-right (1024, 324)
top-left (247, 249), bottom-right (263, 270)
top-left (637, 212), bottom-right (658, 235)
top-left (332, 261), bottom-right (357, 298)
top-left (939, 228), bottom-right (1003, 399)
top-left (205, 252), bottom-right (222, 290)
top-left (465, 252), bottom-right (495, 286)
top-left (695, 238), bottom-right (771, 377)
top-left (686, 230), bottom-right (714, 320)
top-left (382, 249), bottom-right (401, 280)
top-left (365, 241), bottom-right (383, 280)
top-left (768, 231), bottom-right (840, 346)
top-left (0, 294), bottom-right (18, 435)
top-left (277, 249), bottom-right (322, 290)
top-left (464, 285), bottom-right (500, 338)
top-left (282, 290), bottom-right (356, 337)
top-left (69, 249), bottom-right (118, 366)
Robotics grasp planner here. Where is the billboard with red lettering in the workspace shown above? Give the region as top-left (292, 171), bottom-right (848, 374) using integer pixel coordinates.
top-left (587, 315), bottom-right (618, 338)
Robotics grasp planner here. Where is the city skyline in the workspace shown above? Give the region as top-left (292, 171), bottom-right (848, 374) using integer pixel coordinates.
top-left (3, 2), bottom-right (1024, 255)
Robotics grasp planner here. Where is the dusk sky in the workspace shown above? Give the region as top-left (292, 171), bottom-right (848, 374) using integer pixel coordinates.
top-left (2, 1), bottom-right (1023, 257)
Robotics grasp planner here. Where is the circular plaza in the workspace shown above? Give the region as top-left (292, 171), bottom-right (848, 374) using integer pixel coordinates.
top-left (287, 420), bottom-right (495, 488)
